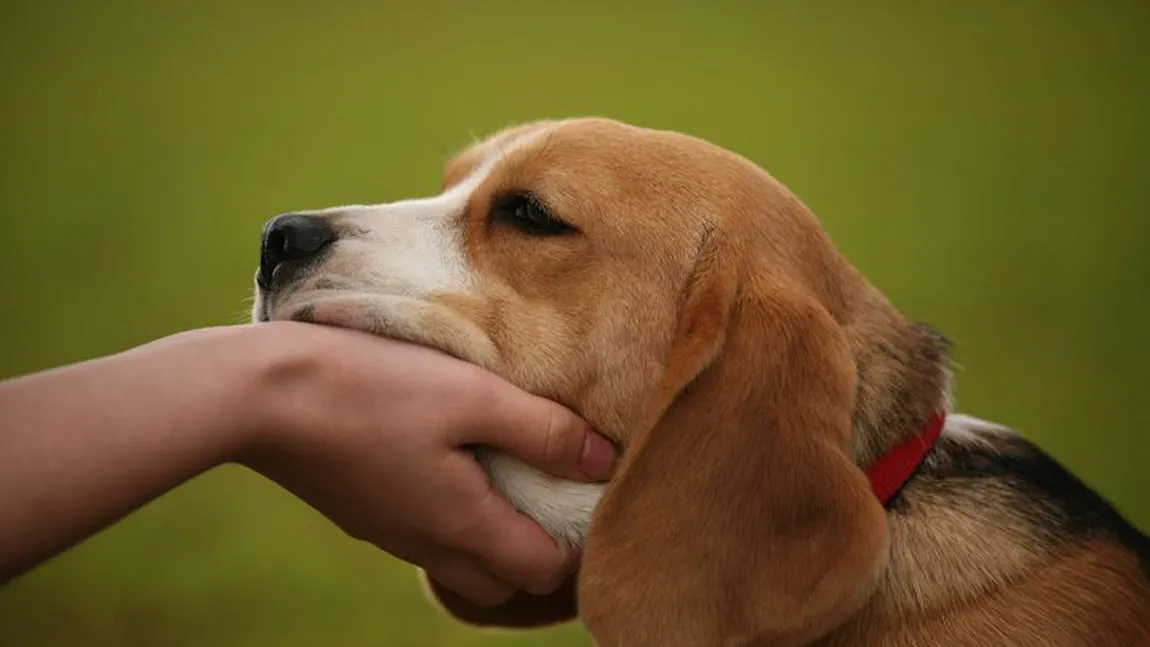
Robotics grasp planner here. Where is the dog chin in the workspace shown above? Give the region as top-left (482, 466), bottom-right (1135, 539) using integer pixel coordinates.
top-left (261, 290), bottom-right (502, 372)
top-left (478, 448), bottom-right (603, 549)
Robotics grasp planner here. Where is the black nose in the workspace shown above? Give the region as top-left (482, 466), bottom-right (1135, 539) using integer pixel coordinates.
top-left (258, 213), bottom-right (337, 288)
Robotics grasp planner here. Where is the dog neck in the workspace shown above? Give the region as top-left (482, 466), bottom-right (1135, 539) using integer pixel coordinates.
top-left (780, 237), bottom-right (953, 469)
top-left (842, 288), bottom-right (954, 468)
top-left (865, 411), bottom-right (946, 506)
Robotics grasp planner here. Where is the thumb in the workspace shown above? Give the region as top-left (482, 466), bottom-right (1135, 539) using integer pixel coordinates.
top-left (461, 388), bottom-right (617, 483)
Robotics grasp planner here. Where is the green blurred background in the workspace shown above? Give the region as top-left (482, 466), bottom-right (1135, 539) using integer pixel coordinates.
top-left (1, 1), bottom-right (1147, 645)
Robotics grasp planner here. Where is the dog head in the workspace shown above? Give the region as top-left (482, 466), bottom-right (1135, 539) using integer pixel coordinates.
top-left (252, 118), bottom-right (950, 645)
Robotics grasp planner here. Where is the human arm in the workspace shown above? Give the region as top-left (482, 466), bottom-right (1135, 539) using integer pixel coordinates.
top-left (0, 322), bottom-right (614, 602)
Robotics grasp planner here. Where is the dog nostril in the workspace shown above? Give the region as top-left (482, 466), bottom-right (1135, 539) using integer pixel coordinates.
top-left (269, 214), bottom-right (335, 259)
top-left (258, 213), bottom-right (337, 287)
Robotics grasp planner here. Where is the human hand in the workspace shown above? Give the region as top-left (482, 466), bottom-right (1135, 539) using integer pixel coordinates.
top-left (238, 321), bottom-right (616, 607)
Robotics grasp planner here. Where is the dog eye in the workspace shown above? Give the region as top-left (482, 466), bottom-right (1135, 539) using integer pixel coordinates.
top-left (490, 193), bottom-right (577, 236)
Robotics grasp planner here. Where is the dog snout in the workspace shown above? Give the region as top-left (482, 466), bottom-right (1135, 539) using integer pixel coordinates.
top-left (258, 213), bottom-right (337, 288)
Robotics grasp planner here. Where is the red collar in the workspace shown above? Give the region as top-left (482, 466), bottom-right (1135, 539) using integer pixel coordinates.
top-left (866, 412), bottom-right (946, 506)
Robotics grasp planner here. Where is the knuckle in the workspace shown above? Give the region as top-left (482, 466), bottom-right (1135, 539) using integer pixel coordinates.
top-left (521, 563), bottom-right (568, 596)
top-left (429, 501), bottom-right (484, 548)
top-left (434, 487), bottom-right (502, 550)
top-left (429, 565), bottom-right (514, 608)
top-left (470, 583), bottom-right (515, 608)
top-left (541, 406), bottom-right (578, 470)
top-left (461, 363), bottom-right (500, 404)
top-left (541, 407), bottom-right (561, 465)
top-left (455, 366), bottom-right (504, 426)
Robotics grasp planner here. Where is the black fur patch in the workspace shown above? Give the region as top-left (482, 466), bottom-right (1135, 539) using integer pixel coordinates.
top-left (891, 431), bottom-right (1150, 574)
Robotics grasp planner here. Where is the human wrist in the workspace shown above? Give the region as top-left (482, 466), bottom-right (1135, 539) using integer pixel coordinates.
top-left (220, 321), bottom-right (333, 469)
top-left (114, 323), bottom-right (309, 470)
top-left (125, 325), bottom-right (281, 468)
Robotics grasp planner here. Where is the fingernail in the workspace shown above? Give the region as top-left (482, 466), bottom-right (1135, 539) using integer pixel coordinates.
top-left (580, 432), bottom-right (617, 481)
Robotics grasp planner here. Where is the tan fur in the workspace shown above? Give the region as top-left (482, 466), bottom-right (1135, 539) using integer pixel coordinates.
top-left (422, 119), bottom-right (928, 643)
top-left (821, 542), bottom-right (1150, 646)
top-left (422, 119), bottom-right (1148, 645)
top-left (876, 477), bottom-right (1058, 615)
top-left (259, 117), bottom-right (1150, 645)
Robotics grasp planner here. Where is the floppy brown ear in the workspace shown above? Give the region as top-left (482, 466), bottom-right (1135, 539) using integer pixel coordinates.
top-left (418, 569), bottom-right (577, 629)
top-left (577, 269), bottom-right (890, 646)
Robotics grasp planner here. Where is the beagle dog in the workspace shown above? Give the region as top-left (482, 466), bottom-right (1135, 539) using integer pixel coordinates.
top-left (251, 118), bottom-right (1150, 646)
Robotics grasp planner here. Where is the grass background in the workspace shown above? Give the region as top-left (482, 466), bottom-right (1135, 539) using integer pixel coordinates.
top-left (1, 1), bottom-right (1147, 645)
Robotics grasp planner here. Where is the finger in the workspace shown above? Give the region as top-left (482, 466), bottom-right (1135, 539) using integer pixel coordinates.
top-left (457, 381), bottom-right (616, 482)
top-left (453, 475), bottom-right (579, 596)
top-left (423, 551), bottom-right (517, 608)
top-left (421, 570), bottom-right (582, 628)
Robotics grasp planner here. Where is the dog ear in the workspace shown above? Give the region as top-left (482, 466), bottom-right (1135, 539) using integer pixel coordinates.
top-left (576, 245), bottom-right (891, 646)
top-left (419, 569), bottom-right (577, 629)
